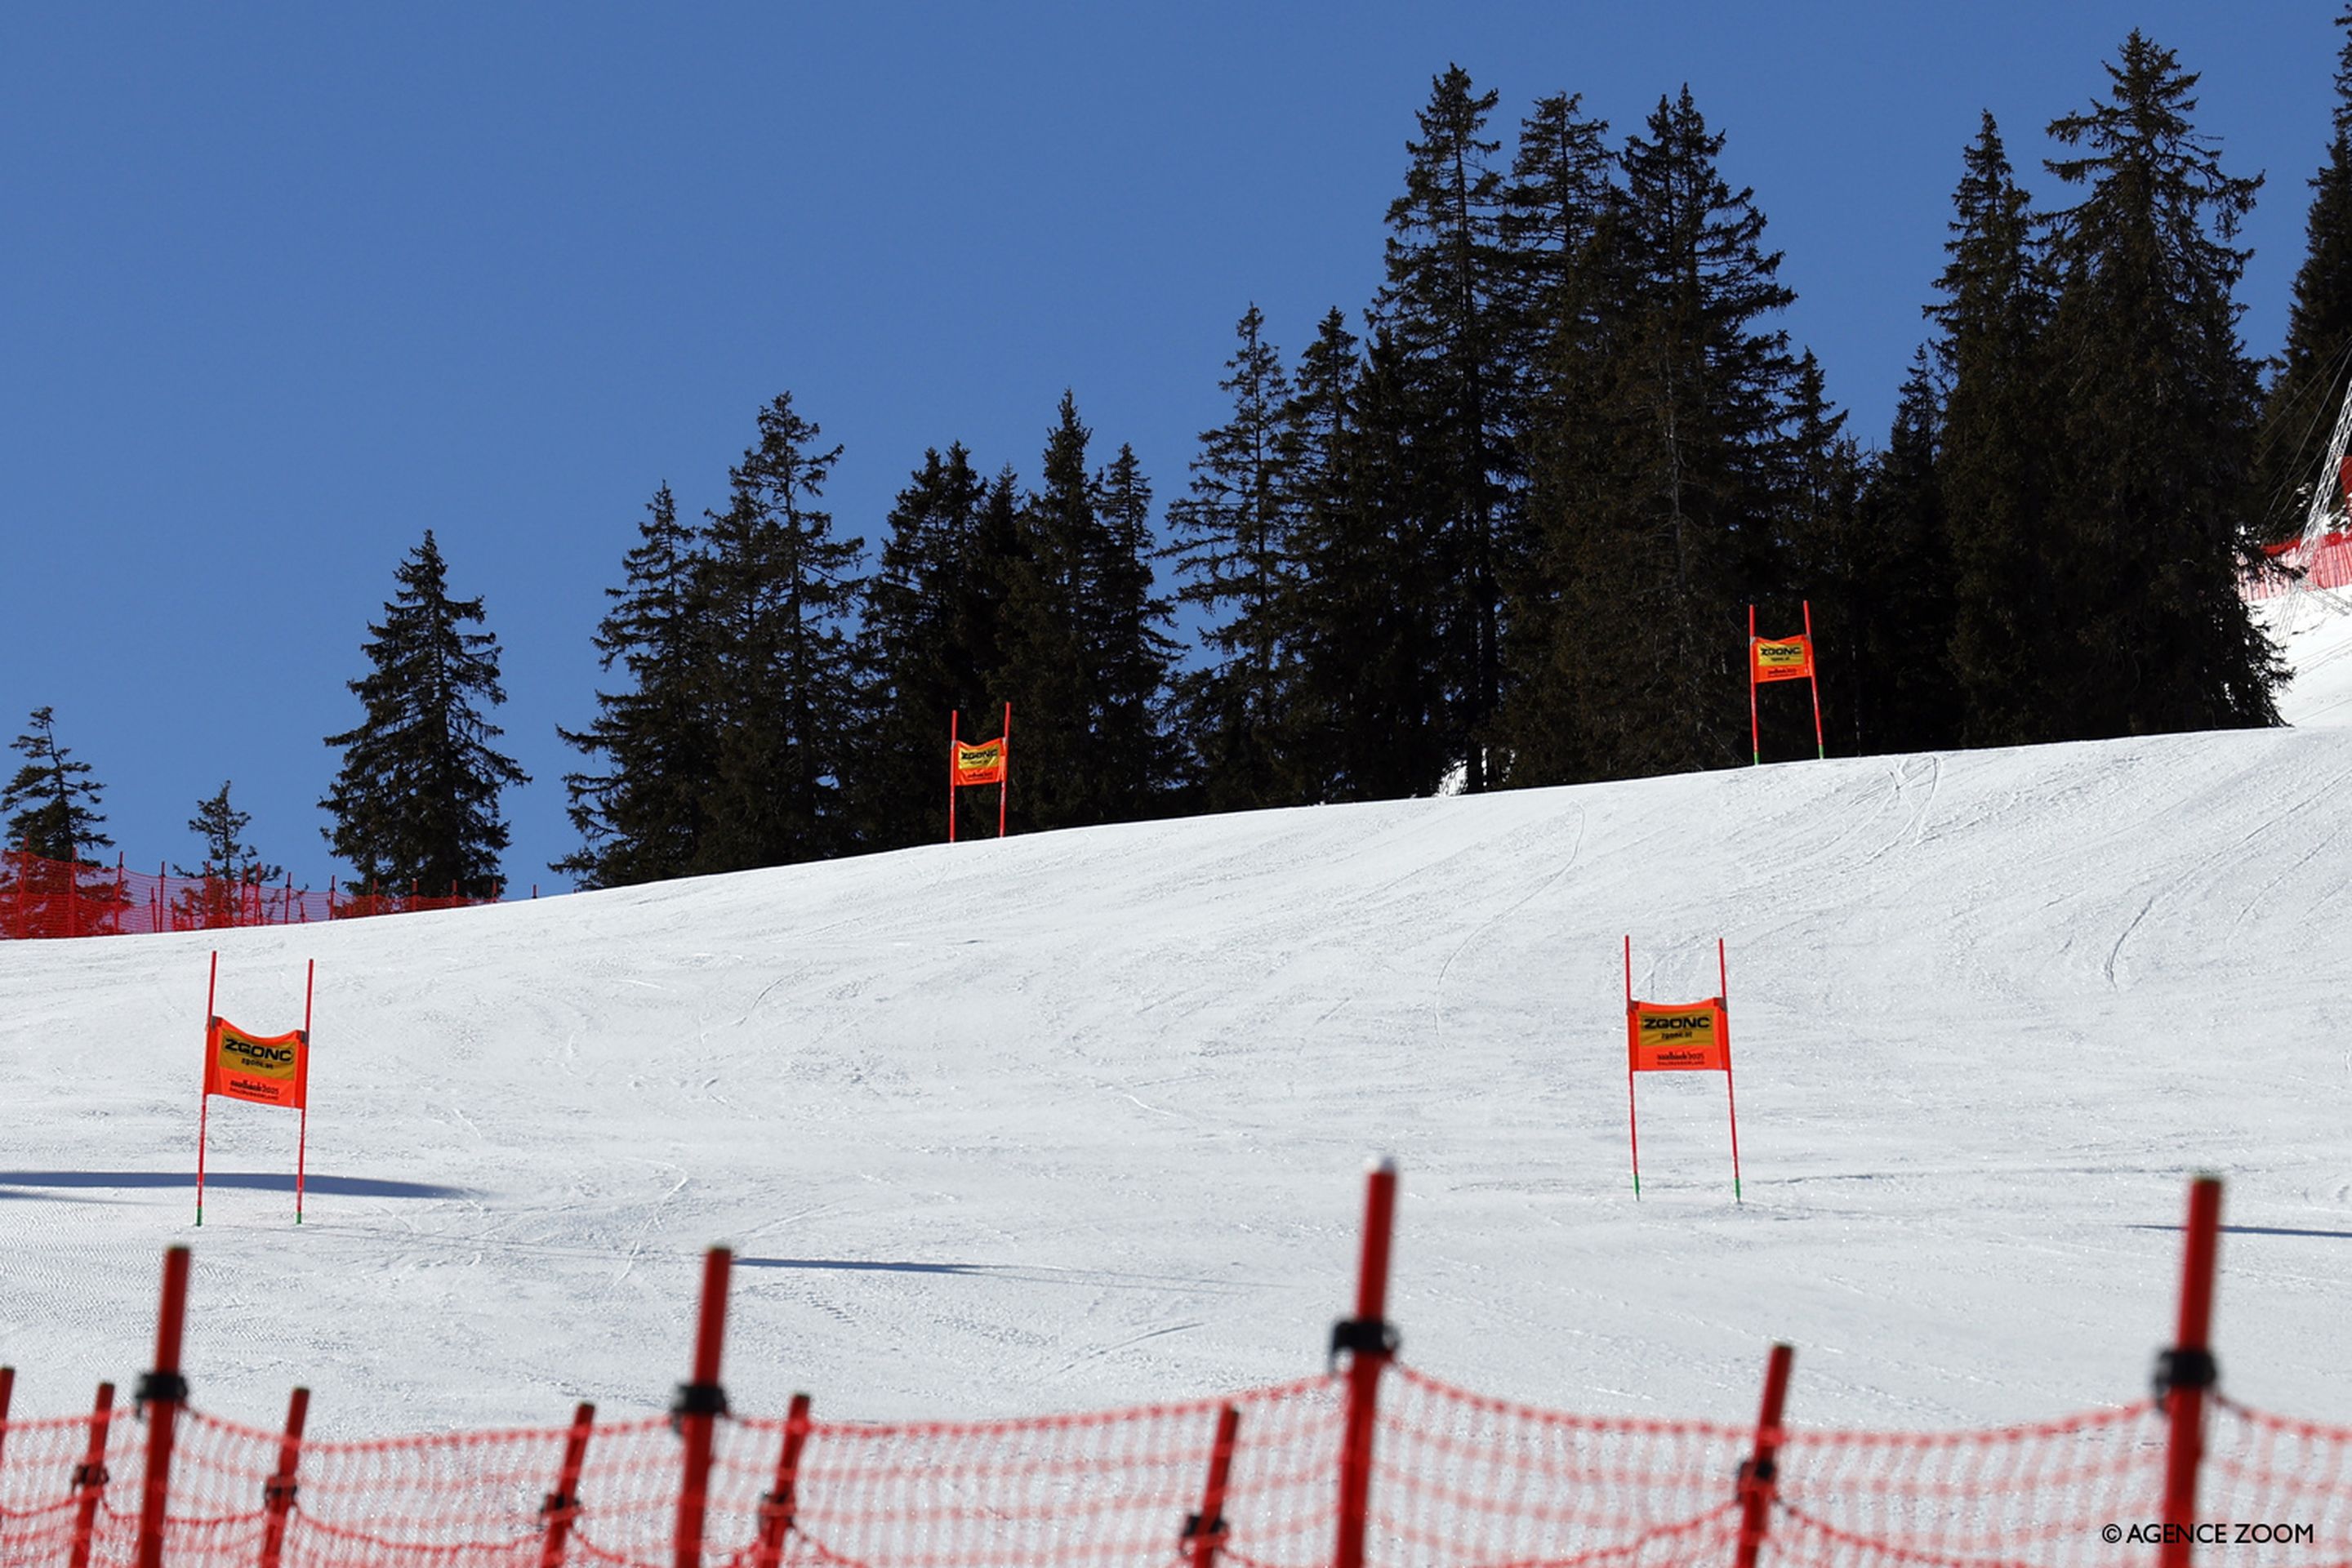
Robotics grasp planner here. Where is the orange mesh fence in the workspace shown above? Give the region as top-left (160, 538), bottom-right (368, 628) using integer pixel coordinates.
top-left (2198, 1400), bottom-right (2352, 1566)
top-left (1370, 1365), bottom-right (1748, 1568)
top-left (6, 1377), bottom-right (2352, 1568)
top-left (0, 848), bottom-right (497, 940)
top-left (720, 1376), bottom-right (1342, 1568)
top-left (1769, 1403), bottom-right (2166, 1568)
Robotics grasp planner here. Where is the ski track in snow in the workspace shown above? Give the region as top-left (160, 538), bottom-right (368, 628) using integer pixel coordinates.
top-left (3, 606), bottom-right (2352, 1438)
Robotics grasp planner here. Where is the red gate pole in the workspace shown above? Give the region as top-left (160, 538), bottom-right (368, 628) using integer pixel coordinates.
top-left (1332, 1159), bottom-right (1399, 1568)
top-left (1734, 1344), bottom-right (1794, 1568)
top-left (674, 1247), bottom-right (733, 1568)
top-left (296, 960), bottom-right (314, 1224)
top-left (948, 710), bottom-right (960, 843)
top-left (1721, 938), bottom-right (1743, 1205)
top-left (751, 1392), bottom-right (813, 1568)
top-left (0, 1364), bottom-right (15, 1472)
top-left (67, 1381), bottom-right (114, 1568)
top-left (1625, 936), bottom-right (1642, 1200)
top-left (135, 1245), bottom-right (192, 1568)
top-left (997, 702), bottom-right (1011, 839)
top-left (256, 1386), bottom-right (310, 1568)
top-left (1748, 605), bottom-right (1762, 766)
top-left (539, 1401), bottom-right (598, 1568)
top-left (2158, 1177), bottom-right (2223, 1568)
top-left (197, 951), bottom-right (218, 1227)
top-left (1803, 600), bottom-right (1825, 760)
top-left (1185, 1403), bottom-right (1241, 1568)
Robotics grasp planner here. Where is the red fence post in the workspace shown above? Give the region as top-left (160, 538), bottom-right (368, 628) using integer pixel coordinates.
top-left (135, 1245), bottom-right (192, 1568)
top-left (1333, 1159), bottom-right (1399, 1568)
top-left (675, 1247), bottom-right (733, 1568)
top-left (2158, 1176), bottom-right (2223, 1568)
top-left (1185, 1403), bottom-right (1241, 1568)
top-left (257, 1386), bottom-right (310, 1568)
top-left (1734, 1344), bottom-right (1794, 1568)
top-left (68, 1381), bottom-right (114, 1568)
top-left (539, 1401), bottom-right (597, 1568)
top-left (752, 1392), bottom-right (813, 1568)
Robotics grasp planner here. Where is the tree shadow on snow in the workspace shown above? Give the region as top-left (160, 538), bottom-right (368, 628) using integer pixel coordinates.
top-left (2127, 1223), bottom-right (2352, 1241)
top-left (0, 1170), bottom-right (472, 1199)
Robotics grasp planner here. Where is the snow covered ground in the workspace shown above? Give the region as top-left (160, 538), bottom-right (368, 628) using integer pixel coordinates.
top-left (7, 604), bottom-right (2352, 1444)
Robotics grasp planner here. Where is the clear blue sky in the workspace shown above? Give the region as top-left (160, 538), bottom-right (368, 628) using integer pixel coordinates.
top-left (1, 2), bottom-right (2336, 892)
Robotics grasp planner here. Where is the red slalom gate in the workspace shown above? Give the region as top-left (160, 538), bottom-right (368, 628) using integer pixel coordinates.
top-left (3, 1171), bottom-right (2351, 1568)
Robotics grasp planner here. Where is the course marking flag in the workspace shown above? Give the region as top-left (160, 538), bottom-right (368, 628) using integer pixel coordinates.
top-left (194, 951), bottom-right (315, 1226)
top-left (948, 704), bottom-right (1013, 841)
top-left (1748, 601), bottom-right (1827, 763)
top-left (1623, 936), bottom-right (1744, 1202)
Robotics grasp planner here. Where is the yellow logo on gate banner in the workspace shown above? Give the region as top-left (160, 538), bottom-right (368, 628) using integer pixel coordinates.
top-left (1752, 637), bottom-right (1813, 683)
top-left (953, 738), bottom-right (1007, 786)
top-left (1628, 1000), bottom-right (1728, 1073)
top-left (205, 1019), bottom-right (308, 1107)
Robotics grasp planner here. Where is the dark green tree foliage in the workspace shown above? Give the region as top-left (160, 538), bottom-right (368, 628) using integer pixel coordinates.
top-left (997, 394), bottom-right (1102, 831)
top-left (555, 483), bottom-right (715, 887)
top-left (2256, 7), bottom-right (2352, 541)
top-left (321, 531), bottom-right (528, 898)
top-left (2042, 33), bottom-right (2280, 734)
top-left (695, 393), bottom-right (865, 870)
top-left (1838, 351), bottom-right (1962, 755)
top-left (1379, 65), bottom-right (1515, 791)
top-left (176, 781), bottom-right (283, 884)
top-left (1512, 87), bottom-right (1805, 782)
top-left (1166, 305), bottom-right (1302, 809)
top-left (3, 706), bottom-right (110, 862)
top-left (853, 443), bottom-right (1007, 850)
top-left (1499, 91), bottom-right (1614, 406)
top-left (1089, 443), bottom-right (1180, 820)
top-left (1931, 114), bottom-right (2065, 746)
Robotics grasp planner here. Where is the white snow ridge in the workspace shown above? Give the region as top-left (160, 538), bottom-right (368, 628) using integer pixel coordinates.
top-left (6, 610), bottom-right (2352, 1441)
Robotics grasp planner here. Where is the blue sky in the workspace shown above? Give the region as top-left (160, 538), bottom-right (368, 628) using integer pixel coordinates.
top-left (1, 2), bottom-right (2338, 891)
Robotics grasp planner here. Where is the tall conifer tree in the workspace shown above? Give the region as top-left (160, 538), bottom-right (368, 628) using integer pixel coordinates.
top-left (694, 393), bottom-right (865, 870)
top-left (321, 531), bottom-right (527, 897)
top-left (3, 706), bottom-right (110, 863)
top-left (1931, 114), bottom-right (2062, 746)
top-left (1379, 65), bottom-right (1514, 790)
top-left (1167, 305), bottom-right (1300, 809)
top-left (2042, 33), bottom-right (2280, 734)
top-left (555, 483), bottom-right (715, 887)
top-left (2255, 7), bottom-right (2352, 541)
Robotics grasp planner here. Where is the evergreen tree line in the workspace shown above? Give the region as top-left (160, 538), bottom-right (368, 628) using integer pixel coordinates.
top-left (24, 24), bottom-right (2352, 898)
top-left (559, 28), bottom-right (2338, 889)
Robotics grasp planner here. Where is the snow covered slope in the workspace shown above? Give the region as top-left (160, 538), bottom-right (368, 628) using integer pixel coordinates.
top-left (7, 619), bottom-right (2352, 1442)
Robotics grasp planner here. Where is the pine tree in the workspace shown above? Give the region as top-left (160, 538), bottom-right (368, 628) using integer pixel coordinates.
top-left (2042, 32), bottom-right (2281, 734)
top-left (1378, 65), bottom-right (1515, 791)
top-left (1931, 114), bottom-right (2064, 746)
top-left (1512, 87), bottom-right (1805, 782)
top-left (2255, 7), bottom-right (2352, 541)
top-left (1166, 305), bottom-right (1300, 809)
top-left (1089, 442), bottom-right (1179, 820)
top-left (693, 393), bottom-right (866, 870)
top-left (853, 443), bottom-right (1003, 850)
top-left (555, 483), bottom-right (716, 888)
top-left (321, 531), bottom-right (528, 898)
top-left (1839, 350), bottom-right (1961, 755)
top-left (3, 706), bottom-right (110, 862)
top-left (999, 393), bottom-right (1106, 831)
top-left (176, 782), bottom-right (283, 884)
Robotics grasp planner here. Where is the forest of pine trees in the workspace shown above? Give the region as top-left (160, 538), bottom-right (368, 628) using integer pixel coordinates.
top-left (541, 26), bottom-right (2352, 889)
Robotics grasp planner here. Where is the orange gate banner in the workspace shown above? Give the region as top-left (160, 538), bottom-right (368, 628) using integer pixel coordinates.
top-left (1628, 1000), bottom-right (1728, 1073)
top-left (204, 1018), bottom-right (309, 1108)
top-left (953, 738), bottom-right (1008, 786)
top-left (1751, 636), bottom-right (1814, 683)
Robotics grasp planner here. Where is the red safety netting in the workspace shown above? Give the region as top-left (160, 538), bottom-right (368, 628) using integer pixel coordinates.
top-left (0, 848), bottom-right (497, 941)
top-left (7, 1376), bottom-right (2352, 1568)
top-left (1370, 1365), bottom-right (1748, 1568)
top-left (1769, 1402), bottom-right (2165, 1568)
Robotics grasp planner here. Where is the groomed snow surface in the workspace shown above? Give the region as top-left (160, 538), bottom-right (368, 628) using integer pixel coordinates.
top-left (7, 599), bottom-right (2352, 1442)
